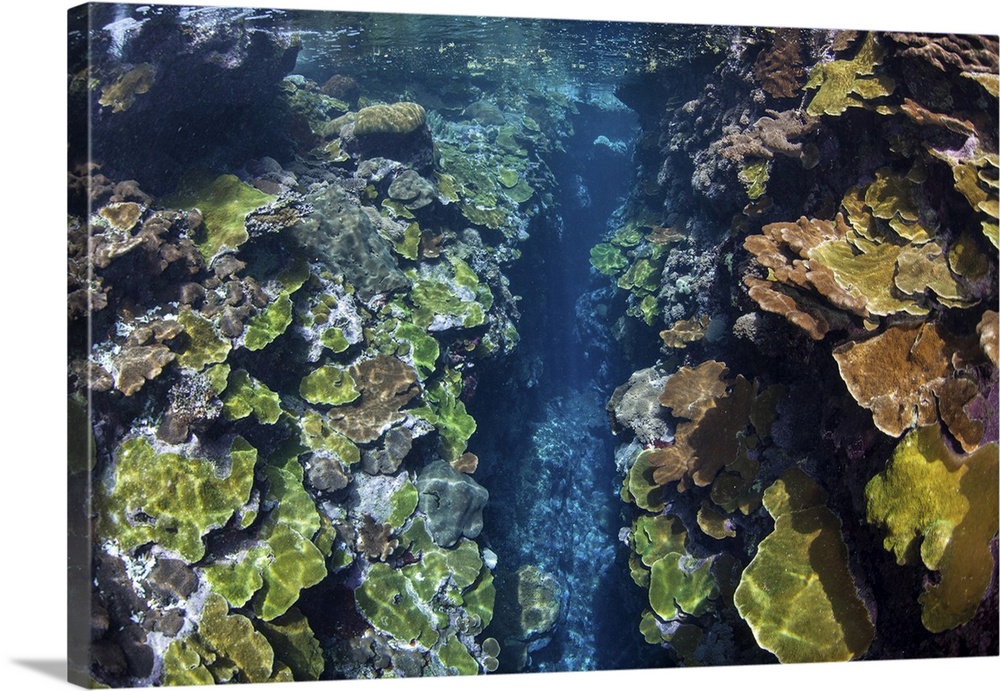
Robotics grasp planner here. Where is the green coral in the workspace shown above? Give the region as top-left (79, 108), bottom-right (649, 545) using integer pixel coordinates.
top-left (394, 222), bottom-right (422, 260)
top-left (355, 561), bottom-right (438, 648)
top-left (164, 172), bottom-right (277, 261)
top-left (740, 159), bottom-right (770, 200)
top-left (407, 259), bottom-right (492, 332)
top-left (204, 363), bottom-right (231, 394)
top-left (320, 326), bottom-right (350, 353)
top-left (356, 518), bottom-right (493, 654)
top-left (617, 258), bottom-right (660, 293)
top-left (648, 552), bottom-right (718, 620)
top-left (299, 364), bottom-right (361, 406)
top-left (612, 224), bottom-right (644, 247)
top-left (162, 593), bottom-right (297, 685)
top-left (414, 370), bottom-right (477, 461)
top-left (638, 294), bottom-right (659, 325)
top-left (222, 370), bottom-right (282, 424)
top-left (633, 514), bottom-right (688, 568)
top-left (734, 468), bottom-right (875, 662)
top-left (256, 608), bottom-right (325, 681)
top-left (865, 424), bottom-right (999, 632)
top-left (204, 448), bottom-right (327, 619)
top-left (499, 168), bottom-right (519, 188)
top-left (388, 480), bottom-right (420, 529)
top-left (254, 522), bottom-right (328, 622)
top-left (263, 451), bottom-right (322, 543)
top-left (624, 450), bottom-right (665, 513)
top-left (505, 180), bottom-right (534, 204)
top-left (163, 639), bottom-right (214, 686)
top-left (436, 633), bottom-right (479, 675)
top-left (193, 593), bottom-right (276, 683)
top-left (462, 568), bottom-right (497, 630)
top-left (589, 243), bottom-right (628, 275)
top-left (100, 437), bottom-right (256, 562)
top-left (300, 410), bottom-right (360, 464)
top-left (244, 294), bottom-right (293, 351)
top-left (397, 322), bottom-right (440, 379)
top-left (203, 547), bottom-right (267, 608)
top-left (177, 308), bottom-right (231, 371)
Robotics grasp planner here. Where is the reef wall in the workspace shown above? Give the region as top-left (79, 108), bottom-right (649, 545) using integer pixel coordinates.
top-left (68, 5), bottom-right (580, 684)
top-left (597, 28), bottom-right (999, 664)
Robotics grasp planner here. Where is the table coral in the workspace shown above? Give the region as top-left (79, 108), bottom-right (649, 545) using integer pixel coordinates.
top-left (734, 468), bottom-right (874, 662)
top-left (865, 424), bottom-right (999, 632)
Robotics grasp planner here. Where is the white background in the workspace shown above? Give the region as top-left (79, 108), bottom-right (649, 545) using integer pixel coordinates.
top-left (2, 1), bottom-right (997, 690)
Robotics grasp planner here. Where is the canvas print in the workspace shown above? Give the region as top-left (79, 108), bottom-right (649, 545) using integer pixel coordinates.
top-left (67, 2), bottom-right (999, 687)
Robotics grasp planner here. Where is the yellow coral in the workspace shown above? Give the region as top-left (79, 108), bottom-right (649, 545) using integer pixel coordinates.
top-left (734, 469), bottom-right (874, 662)
top-left (804, 33), bottom-right (895, 116)
top-left (866, 424), bottom-right (999, 632)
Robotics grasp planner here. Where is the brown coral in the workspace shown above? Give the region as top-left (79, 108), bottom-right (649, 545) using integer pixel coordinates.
top-left (659, 315), bottom-right (709, 349)
top-left (113, 344), bottom-right (175, 396)
top-left (110, 318), bottom-right (186, 396)
top-left (743, 277), bottom-right (849, 340)
top-left (99, 202), bottom-right (144, 231)
top-left (832, 322), bottom-right (954, 437)
top-left (743, 214), bottom-right (874, 338)
top-left (646, 361), bottom-right (754, 489)
top-left (329, 355), bottom-right (420, 443)
top-left (888, 33), bottom-right (999, 77)
top-left (356, 515), bottom-right (398, 562)
top-left (754, 29), bottom-right (806, 99)
top-left (718, 109), bottom-right (820, 168)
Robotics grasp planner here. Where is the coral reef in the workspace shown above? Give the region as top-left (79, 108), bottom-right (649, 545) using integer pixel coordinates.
top-left (68, 8), bottom-right (998, 687)
top-left (593, 16), bottom-right (998, 669)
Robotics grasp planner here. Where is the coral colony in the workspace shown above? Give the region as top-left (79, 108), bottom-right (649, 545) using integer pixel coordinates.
top-left (68, 4), bottom-right (998, 687)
